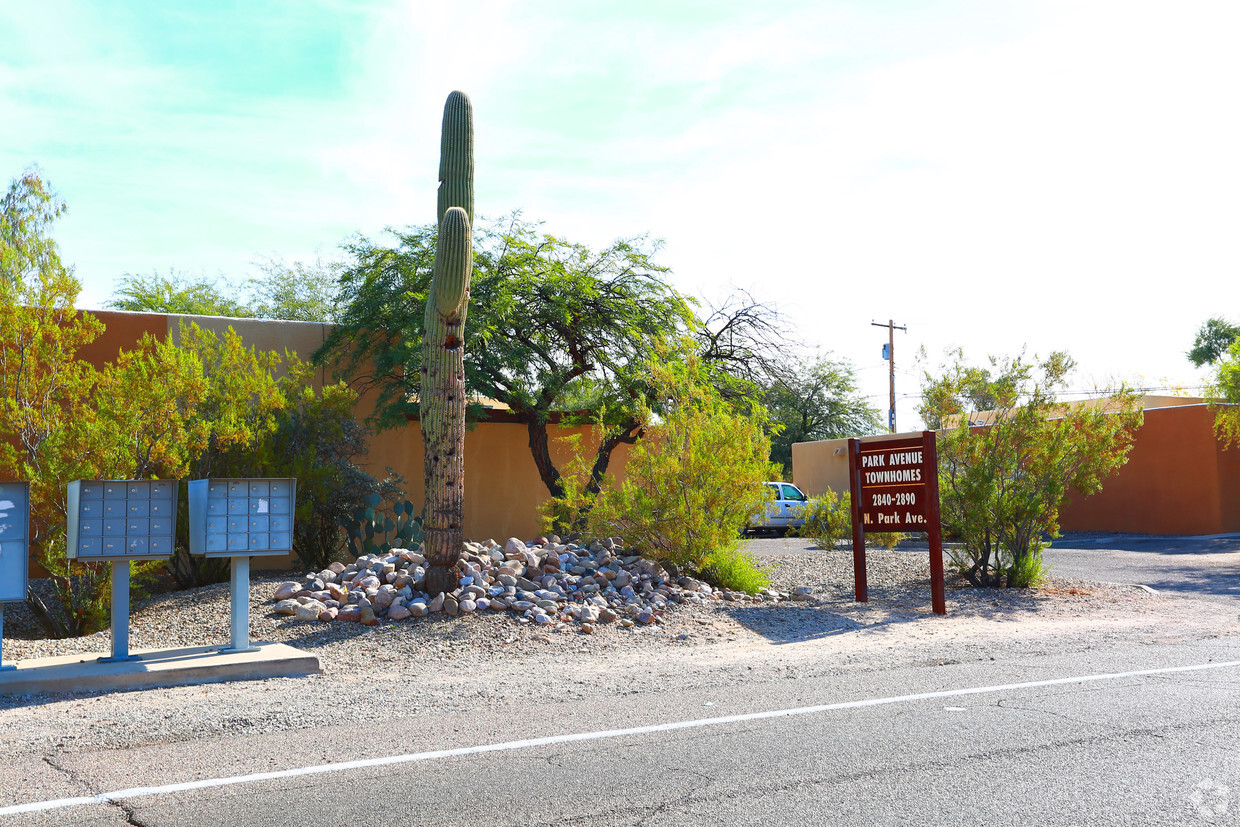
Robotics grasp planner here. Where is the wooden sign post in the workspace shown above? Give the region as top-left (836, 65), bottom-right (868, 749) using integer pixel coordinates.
top-left (847, 430), bottom-right (946, 615)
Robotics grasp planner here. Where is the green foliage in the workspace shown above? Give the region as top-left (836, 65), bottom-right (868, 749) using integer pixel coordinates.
top-left (248, 257), bottom-right (342, 322)
top-left (318, 212), bottom-right (697, 509)
top-left (0, 169), bottom-right (113, 637)
top-left (922, 350), bottom-right (1142, 588)
top-left (794, 489), bottom-right (852, 550)
top-left (697, 545), bottom-right (772, 594)
top-left (1203, 335), bottom-right (1240, 448)
top-left (576, 355), bottom-right (779, 572)
top-left (251, 383), bottom-right (404, 570)
top-left (107, 270), bottom-right (248, 317)
top-left (107, 260), bottom-right (341, 323)
top-left (870, 532), bottom-right (905, 551)
top-left (3, 168), bottom-right (397, 630)
top-left (342, 494), bottom-right (425, 559)
top-left (1188, 316), bottom-right (1240, 368)
top-left (764, 354), bottom-right (883, 475)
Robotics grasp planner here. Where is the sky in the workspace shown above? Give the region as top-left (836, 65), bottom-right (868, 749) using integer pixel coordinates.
top-left (2, 0), bottom-right (1237, 430)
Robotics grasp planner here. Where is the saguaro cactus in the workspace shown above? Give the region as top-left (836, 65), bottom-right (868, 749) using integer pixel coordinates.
top-left (421, 91), bottom-right (474, 597)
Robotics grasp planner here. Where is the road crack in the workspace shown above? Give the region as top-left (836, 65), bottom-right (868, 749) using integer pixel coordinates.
top-left (42, 753), bottom-right (152, 826)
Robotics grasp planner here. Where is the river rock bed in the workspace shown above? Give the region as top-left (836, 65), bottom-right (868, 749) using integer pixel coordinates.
top-left (269, 536), bottom-right (802, 631)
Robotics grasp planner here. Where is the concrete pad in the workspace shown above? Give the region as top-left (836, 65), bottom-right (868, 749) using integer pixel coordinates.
top-left (0, 642), bottom-right (319, 696)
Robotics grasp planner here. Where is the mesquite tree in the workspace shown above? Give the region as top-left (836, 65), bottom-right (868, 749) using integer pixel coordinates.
top-left (421, 91), bottom-right (474, 597)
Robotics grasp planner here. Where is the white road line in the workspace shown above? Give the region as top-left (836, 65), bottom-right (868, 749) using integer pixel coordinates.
top-left (5, 659), bottom-right (1239, 816)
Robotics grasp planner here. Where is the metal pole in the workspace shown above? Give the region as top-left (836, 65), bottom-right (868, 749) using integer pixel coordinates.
top-left (222, 555), bottom-right (257, 653)
top-left (0, 605), bottom-right (14, 671)
top-left (100, 560), bottom-right (138, 662)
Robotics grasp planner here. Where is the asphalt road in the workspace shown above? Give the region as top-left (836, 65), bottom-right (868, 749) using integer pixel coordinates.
top-left (5, 534), bottom-right (1239, 826)
top-left (5, 638), bottom-right (1238, 826)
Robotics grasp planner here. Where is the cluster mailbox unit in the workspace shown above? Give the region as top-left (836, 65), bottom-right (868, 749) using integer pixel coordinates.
top-left (0, 476), bottom-right (299, 672)
top-left (188, 478), bottom-right (295, 557)
top-left (67, 479), bottom-right (181, 661)
top-left (0, 483), bottom-right (31, 671)
top-left (189, 478), bottom-right (297, 653)
top-left (67, 480), bottom-right (177, 562)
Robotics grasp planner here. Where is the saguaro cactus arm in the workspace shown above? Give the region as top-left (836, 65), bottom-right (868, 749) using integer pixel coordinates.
top-left (437, 90), bottom-right (474, 227)
top-left (431, 207), bottom-right (472, 320)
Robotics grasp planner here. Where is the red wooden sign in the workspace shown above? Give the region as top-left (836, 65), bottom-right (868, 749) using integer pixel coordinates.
top-left (847, 431), bottom-right (946, 616)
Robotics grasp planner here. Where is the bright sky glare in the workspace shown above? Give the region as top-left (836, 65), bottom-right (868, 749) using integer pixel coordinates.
top-left (2, 0), bottom-right (1236, 429)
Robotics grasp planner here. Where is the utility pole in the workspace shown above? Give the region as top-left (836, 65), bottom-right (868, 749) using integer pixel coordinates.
top-left (872, 319), bottom-right (907, 433)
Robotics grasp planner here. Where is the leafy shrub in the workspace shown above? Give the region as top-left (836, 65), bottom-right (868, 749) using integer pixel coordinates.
top-left (697, 545), bottom-right (773, 594)
top-left (581, 357), bottom-right (779, 573)
top-left (871, 532), bottom-right (905, 550)
top-left (794, 489), bottom-right (852, 550)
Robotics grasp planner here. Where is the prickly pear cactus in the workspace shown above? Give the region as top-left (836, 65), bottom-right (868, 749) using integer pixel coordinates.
top-left (421, 91), bottom-right (474, 597)
top-left (342, 496), bottom-right (425, 558)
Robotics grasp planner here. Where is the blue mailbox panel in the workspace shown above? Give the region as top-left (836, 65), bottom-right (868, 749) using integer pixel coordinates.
top-left (0, 482), bottom-right (30, 603)
top-left (188, 478), bottom-right (296, 558)
top-left (67, 480), bottom-right (178, 561)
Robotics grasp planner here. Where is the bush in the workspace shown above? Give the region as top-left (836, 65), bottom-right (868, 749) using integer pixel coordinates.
top-left (922, 349), bottom-right (1141, 588)
top-left (697, 545), bottom-right (773, 594)
top-left (871, 532), bottom-right (905, 550)
top-left (794, 489), bottom-right (851, 550)
top-left (583, 358), bottom-right (779, 573)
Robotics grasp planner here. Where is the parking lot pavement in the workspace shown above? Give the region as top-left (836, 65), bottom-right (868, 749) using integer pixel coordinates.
top-left (1044, 532), bottom-right (1240, 600)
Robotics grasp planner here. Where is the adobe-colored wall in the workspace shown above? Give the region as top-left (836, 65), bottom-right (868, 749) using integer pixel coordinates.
top-left (1060, 405), bottom-right (1240, 535)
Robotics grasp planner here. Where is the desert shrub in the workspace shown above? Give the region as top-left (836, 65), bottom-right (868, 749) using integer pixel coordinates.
top-left (871, 532), bottom-right (905, 550)
top-left (697, 545), bottom-right (773, 594)
top-left (922, 349), bottom-right (1141, 588)
top-left (544, 354), bottom-right (778, 580)
top-left (795, 489), bottom-right (852, 550)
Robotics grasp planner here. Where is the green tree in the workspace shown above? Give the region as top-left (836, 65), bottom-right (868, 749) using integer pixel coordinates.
top-left (249, 257), bottom-right (342, 322)
top-left (1187, 316), bottom-right (1240, 367)
top-left (318, 213), bottom-right (697, 506)
top-left (920, 350), bottom-right (1142, 588)
top-left (1205, 336), bottom-right (1240, 446)
top-left (0, 169), bottom-right (115, 636)
top-left (764, 354), bottom-right (883, 475)
top-left (108, 261), bottom-right (341, 322)
top-left (108, 270), bottom-right (248, 317)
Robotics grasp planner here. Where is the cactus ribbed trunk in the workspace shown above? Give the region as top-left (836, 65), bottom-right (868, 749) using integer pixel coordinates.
top-left (422, 91), bottom-right (474, 597)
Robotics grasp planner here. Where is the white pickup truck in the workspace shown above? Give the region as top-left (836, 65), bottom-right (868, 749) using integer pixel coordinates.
top-left (744, 481), bottom-right (810, 536)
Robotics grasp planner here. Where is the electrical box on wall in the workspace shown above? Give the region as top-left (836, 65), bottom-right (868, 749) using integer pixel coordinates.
top-left (66, 480), bottom-right (178, 562)
top-left (187, 479), bottom-right (296, 558)
top-left (0, 482), bottom-right (30, 603)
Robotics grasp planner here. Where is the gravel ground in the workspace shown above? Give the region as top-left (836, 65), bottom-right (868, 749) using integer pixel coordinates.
top-left (0, 548), bottom-right (1231, 759)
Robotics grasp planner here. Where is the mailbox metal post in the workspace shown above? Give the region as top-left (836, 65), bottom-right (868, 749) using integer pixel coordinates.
top-left (99, 560), bottom-right (139, 662)
top-left (0, 606), bottom-right (13, 671)
top-left (188, 478), bottom-right (296, 654)
top-left (222, 555), bottom-right (259, 654)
